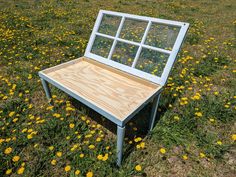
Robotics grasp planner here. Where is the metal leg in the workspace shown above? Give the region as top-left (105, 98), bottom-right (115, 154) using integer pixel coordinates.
top-left (117, 125), bottom-right (125, 167)
top-left (41, 79), bottom-right (53, 105)
top-left (148, 94), bottom-right (161, 132)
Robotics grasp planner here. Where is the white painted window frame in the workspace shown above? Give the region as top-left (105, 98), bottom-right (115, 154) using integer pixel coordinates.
top-left (85, 10), bottom-right (189, 86)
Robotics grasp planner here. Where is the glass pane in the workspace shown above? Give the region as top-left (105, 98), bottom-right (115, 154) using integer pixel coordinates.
top-left (98, 14), bottom-right (122, 36)
top-left (135, 48), bottom-right (169, 77)
top-left (91, 36), bottom-right (113, 58)
top-left (119, 18), bottom-right (148, 42)
top-left (111, 42), bottom-right (138, 66)
top-left (145, 23), bottom-right (180, 50)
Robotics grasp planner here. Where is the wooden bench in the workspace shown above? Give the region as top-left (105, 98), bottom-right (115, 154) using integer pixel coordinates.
top-left (39, 10), bottom-right (189, 166)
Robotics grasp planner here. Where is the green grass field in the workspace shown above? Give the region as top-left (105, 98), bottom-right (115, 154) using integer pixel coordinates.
top-left (0, 0), bottom-right (235, 176)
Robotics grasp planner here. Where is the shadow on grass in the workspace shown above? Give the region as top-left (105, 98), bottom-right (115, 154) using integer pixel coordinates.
top-left (69, 96), bottom-right (168, 164)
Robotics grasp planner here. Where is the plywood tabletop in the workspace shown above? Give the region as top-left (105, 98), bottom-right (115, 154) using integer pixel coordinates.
top-left (42, 57), bottom-right (161, 121)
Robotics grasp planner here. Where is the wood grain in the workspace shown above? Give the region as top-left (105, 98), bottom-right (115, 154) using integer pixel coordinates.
top-left (43, 57), bottom-right (161, 120)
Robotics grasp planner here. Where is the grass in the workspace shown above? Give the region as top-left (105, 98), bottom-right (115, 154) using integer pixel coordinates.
top-left (0, 0), bottom-right (236, 176)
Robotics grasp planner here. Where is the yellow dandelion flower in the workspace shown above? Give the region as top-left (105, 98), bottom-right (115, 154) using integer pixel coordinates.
top-left (51, 159), bottom-right (56, 165)
top-left (28, 104), bottom-right (33, 109)
top-left (69, 123), bottom-right (75, 129)
top-left (134, 137), bottom-right (142, 142)
top-left (140, 142), bottom-right (145, 148)
top-left (28, 129), bottom-right (33, 133)
top-left (17, 167), bottom-right (25, 175)
top-left (28, 74), bottom-right (32, 79)
top-left (209, 118), bottom-right (215, 122)
top-left (6, 138), bottom-right (11, 142)
top-left (86, 171), bottom-right (93, 177)
top-left (9, 111), bottom-right (15, 117)
top-left (27, 134), bottom-right (33, 139)
top-left (199, 152), bottom-right (206, 158)
top-left (85, 134), bottom-right (92, 138)
top-left (102, 153), bottom-right (108, 161)
top-left (52, 95), bottom-right (57, 98)
top-left (49, 146), bottom-right (54, 151)
top-left (88, 145), bottom-right (95, 149)
top-left (79, 153), bottom-right (84, 158)
top-left (192, 93), bottom-right (201, 100)
top-left (5, 169), bottom-right (12, 175)
top-left (64, 165), bottom-right (71, 172)
top-left (96, 137), bottom-right (101, 142)
top-left (22, 128), bottom-right (27, 133)
top-left (231, 134), bottom-right (236, 141)
top-left (66, 107), bottom-right (74, 111)
top-left (135, 165), bottom-right (142, 171)
top-left (4, 147), bottom-right (12, 154)
top-left (160, 148), bottom-right (166, 154)
top-left (12, 155), bottom-right (20, 162)
top-left (13, 118), bottom-right (18, 122)
top-left (75, 170), bottom-right (81, 175)
top-left (0, 138), bottom-right (5, 144)
top-left (97, 154), bottom-right (103, 160)
top-left (53, 113), bottom-right (61, 118)
top-left (195, 112), bottom-right (203, 117)
top-left (174, 116), bottom-right (180, 121)
top-left (46, 106), bottom-right (54, 110)
top-left (182, 155), bottom-right (188, 160)
top-left (56, 152), bottom-right (62, 157)
top-left (224, 104), bottom-right (230, 108)
top-left (216, 141), bottom-right (222, 145)
top-left (81, 116), bottom-right (86, 121)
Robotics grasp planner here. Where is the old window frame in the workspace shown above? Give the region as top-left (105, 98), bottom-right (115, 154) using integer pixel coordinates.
top-left (85, 10), bottom-right (189, 86)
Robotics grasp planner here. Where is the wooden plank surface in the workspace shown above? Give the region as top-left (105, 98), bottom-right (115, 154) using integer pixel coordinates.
top-left (43, 57), bottom-right (161, 121)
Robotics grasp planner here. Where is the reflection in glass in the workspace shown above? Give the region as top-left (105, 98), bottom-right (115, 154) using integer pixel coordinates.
top-left (145, 23), bottom-right (180, 50)
top-left (135, 48), bottom-right (169, 77)
top-left (111, 42), bottom-right (138, 66)
top-left (98, 14), bottom-right (122, 36)
top-left (91, 36), bottom-right (113, 58)
top-left (119, 18), bottom-right (148, 42)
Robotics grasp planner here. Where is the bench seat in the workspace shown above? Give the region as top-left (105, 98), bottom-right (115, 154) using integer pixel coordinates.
top-left (39, 57), bottom-right (162, 126)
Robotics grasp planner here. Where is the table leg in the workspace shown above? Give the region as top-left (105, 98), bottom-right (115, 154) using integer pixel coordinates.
top-left (117, 125), bottom-right (125, 167)
top-left (149, 94), bottom-right (161, 132)
top-left (41, 78), bottom-right (53, 105)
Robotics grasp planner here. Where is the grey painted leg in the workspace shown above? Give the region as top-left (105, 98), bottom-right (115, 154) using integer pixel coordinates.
top-left (41, 79), bottom-right (53, 105)
top-left (149, 94), bottom-right (161, 132)
top-left (117, 125), bottom-right (125, 167)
